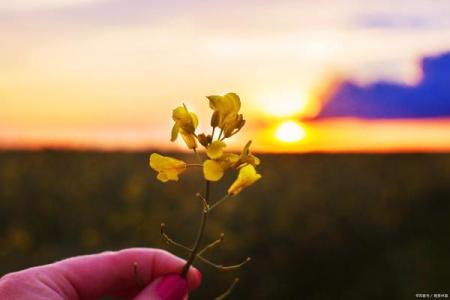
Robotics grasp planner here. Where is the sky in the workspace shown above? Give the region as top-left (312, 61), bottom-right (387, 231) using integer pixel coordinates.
top-left (1, 0), bottom-right (450, 152)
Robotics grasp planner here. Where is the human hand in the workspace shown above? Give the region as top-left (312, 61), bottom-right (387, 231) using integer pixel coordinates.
top-left (0, 248), bottom-right (201, 300)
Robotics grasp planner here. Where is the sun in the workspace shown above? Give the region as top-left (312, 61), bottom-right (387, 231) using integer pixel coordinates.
top-left (275, 120), bottom-right (306, 143)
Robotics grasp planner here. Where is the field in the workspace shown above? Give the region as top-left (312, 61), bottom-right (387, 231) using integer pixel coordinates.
top-left (0, 151), bottom-right (449, 299)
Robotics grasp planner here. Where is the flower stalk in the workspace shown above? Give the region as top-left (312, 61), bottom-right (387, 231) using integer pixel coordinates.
top-left (181, 180), bottom-right (211, 277)
top-left (149, 92), bottom-right (262, 298)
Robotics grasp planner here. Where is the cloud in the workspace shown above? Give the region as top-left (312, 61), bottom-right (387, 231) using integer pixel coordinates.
top-left (353, 14), bottom-right (433, 30)
top-left (0, 0), bottom-right (99, 12)
top-left (317, 51), bottom-right (450, 119)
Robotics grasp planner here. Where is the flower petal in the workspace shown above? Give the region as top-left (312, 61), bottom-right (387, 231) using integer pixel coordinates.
top-left (172, 105), bottom-right (197, 134)
top-left (237, 140), bottom-right (260, 167)
top-left (157, 172), bottom-right (169, 182)
top-left (206, 93), bottom-right (242, 131)
top-left (218, 153), bottom-right (240, 169)
top-left (203, 159), bottom-right (224, 181)
top-left (149, 153), bottom-right (166, 171)
top-left (181, 132), bottom-right (197, 149)
top-left (206, 141), bottom-right (226, 159)
top-left (228, 164), bottom-right (261, 195)
top-left (190, 112), bottom-right (199, 128)
top-left (171, 124), bottom-right (180, 142)
top-left (149, 153), bottom-right (187, 182)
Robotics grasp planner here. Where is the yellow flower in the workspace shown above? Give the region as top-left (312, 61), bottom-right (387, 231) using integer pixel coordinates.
top-left (217, 153), bottom-right (240, 169)
top-left (171, 104), bottom-right (198, 149)
top-left (207, 93), bottom-right (245, 138)
top-left (228, 164), bottom-right (262, 196)
top-left (202, 151), bottom-right (239, 182)
top-left (207, 93), bottom-right (240, 125)
top-left (238, 140), bottom-right (260, 167)
top-left (206, 141), bottom-right (226, 159)
top-left (222, 113), bottom-right (245, 138)
top-left (202, 140), bottom-right (259, 182)
top-left (149, 153), bottom-right (187, 182)
top-left (180, 133), bottom-right (197, 150)
top-left (203, 159), bottom-right (224, 181)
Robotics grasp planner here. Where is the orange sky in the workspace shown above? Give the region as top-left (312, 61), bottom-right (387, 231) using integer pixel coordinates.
top-left (2, 116), bottom-right (450, 153)
top-left (1, 0), bottom-right (450, 152)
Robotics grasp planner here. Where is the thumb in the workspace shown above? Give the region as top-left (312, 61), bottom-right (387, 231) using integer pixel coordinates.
top-left (134, 274), bottom-right (189, 300)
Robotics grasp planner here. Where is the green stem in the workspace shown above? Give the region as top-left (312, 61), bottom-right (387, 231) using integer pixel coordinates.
top-left (214, 278), bottom-right (240, 300)
top-left (209, 195), bottom-right (230, 211)
top-left (211, 126), bottom-right (216, 140)
top-left (197, 233), bottom-right (224, 256)
top-left (187, 164), bottom-right (203, 167)
top-left (181, 180), bottom-right (211, 277)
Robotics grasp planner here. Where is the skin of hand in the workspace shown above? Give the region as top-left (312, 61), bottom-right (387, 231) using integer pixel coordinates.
top-left (0, 248), bottom-right (201, 300)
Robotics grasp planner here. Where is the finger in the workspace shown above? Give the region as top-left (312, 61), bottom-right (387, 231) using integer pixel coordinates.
top-left (50, 248), bottom-right (201, 299)
top-left (134, 274), bottom-right (188, 300)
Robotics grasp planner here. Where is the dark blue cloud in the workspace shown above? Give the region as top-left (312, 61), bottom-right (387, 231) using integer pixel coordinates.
top-left (317, 52), bottom-right (450, 119)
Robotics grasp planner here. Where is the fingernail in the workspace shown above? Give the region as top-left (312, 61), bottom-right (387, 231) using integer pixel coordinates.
top-left (155, 274), bottom-right (188, 300)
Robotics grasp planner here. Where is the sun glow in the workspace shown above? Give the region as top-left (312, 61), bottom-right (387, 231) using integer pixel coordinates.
top-left (275, 120), bottom-right (306, 143)
top-left (259, 89), bottom-right (310, 117)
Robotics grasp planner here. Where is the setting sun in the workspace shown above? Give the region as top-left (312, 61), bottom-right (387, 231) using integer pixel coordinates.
top-left (275, 120), bottom-right (306, 143)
